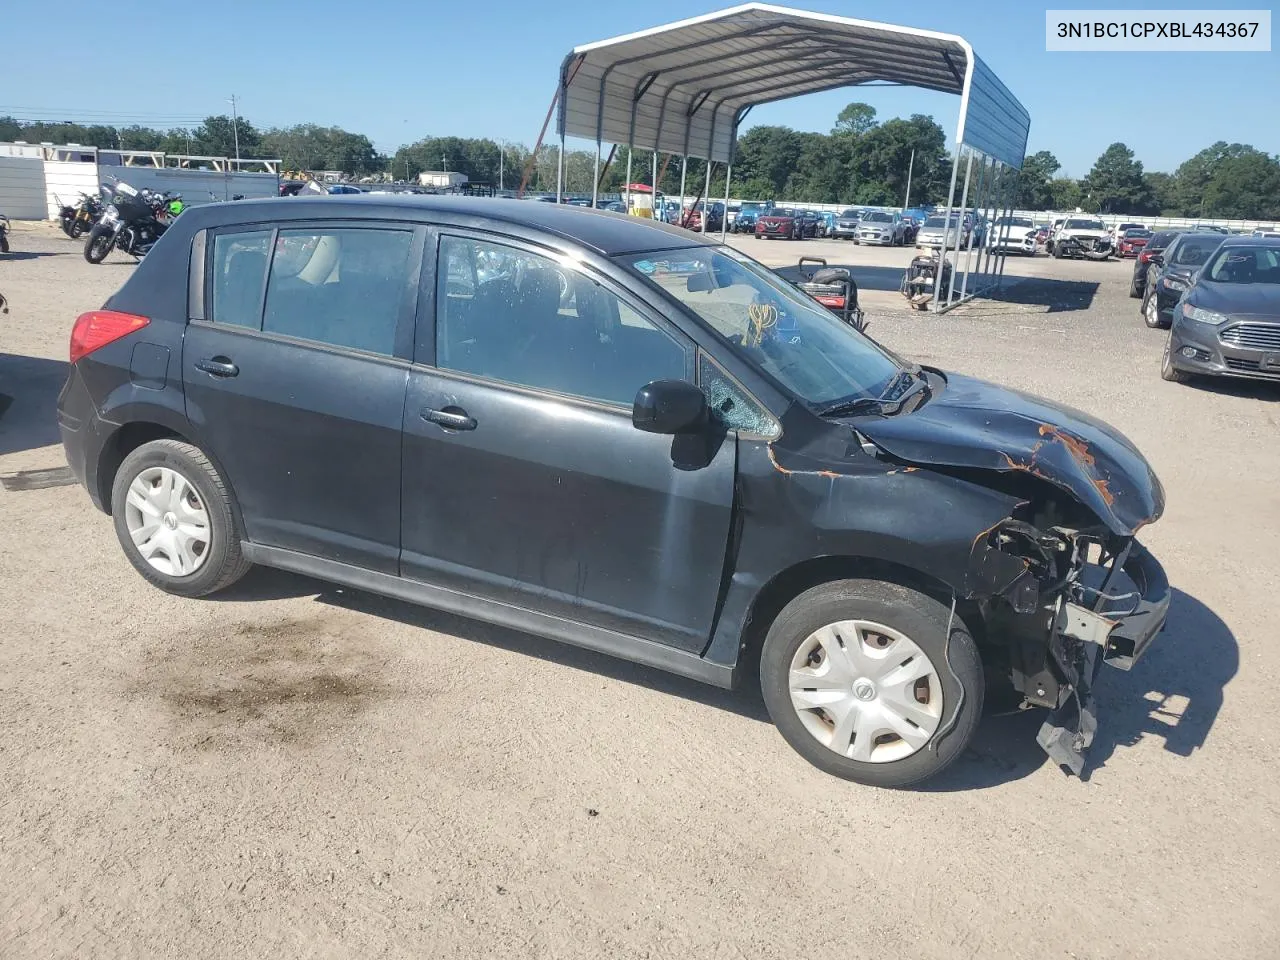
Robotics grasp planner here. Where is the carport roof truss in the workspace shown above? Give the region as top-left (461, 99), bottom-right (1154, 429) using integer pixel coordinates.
top-left (557, 3), bottom-right (1029, 169)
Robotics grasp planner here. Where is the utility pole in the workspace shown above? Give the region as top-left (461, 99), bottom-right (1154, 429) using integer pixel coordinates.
top-left (903, 147), bottom-right (915, 209)
top-left (499, 142), bottom-right (504, 191)
top-left (227, 94), bottom-right (240, 162)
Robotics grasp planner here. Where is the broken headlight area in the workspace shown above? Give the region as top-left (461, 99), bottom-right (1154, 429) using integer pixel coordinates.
top-left (970, 507), bottom-right (1171, 777)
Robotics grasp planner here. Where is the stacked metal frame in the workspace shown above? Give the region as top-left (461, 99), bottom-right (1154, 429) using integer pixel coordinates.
top-left (551, 3), bottom-right (1029, 311)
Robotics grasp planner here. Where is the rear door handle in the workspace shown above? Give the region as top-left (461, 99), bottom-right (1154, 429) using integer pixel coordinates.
top-left (195, 357), bottom-right (239, 378)
top-left (420, 406), bottom-right (476, 431)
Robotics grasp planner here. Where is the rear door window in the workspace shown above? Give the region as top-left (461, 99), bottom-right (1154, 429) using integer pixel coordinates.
top-left (210, 230), bottom-right (272, 328)
top-left (262, 227), bottom-right (415, 357)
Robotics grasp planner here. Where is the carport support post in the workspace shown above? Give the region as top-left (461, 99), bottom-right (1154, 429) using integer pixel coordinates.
top-left (679, 156), bottom-right (688, 219)
top-left (592, 139), bottom-right (602, 207)
top-left (982, 162), bottom-right (1009, 292)
top-left (974, 161), bottom-right (999, 292)
top-left (721, 163), bottom-right (732, 241)
top-left (959, 156), bottom-right (988, 302)
top-left (701, 161), bottom-right (712, 235)
top-left (624, 149), bottom-right (633, 212)
top-left (652, 150), bottom-right (659, 219)
top-left (946, 151), bottom-right (975, 305)
top-left (932, 148), bottom-right (964, 313)
top-left (555, 130), bottom-right (566, 203)
top-left (998, 168), bottom-right (1019, 288)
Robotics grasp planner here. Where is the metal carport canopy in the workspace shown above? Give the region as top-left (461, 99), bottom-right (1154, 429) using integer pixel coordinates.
top-left (556, 2), bottom-right (1029, 171)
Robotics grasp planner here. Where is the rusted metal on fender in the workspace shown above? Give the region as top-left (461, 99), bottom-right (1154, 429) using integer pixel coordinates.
top-left (854, 373), bottom-right (1165, 536)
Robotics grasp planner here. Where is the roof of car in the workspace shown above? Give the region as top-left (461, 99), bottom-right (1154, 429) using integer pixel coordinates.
top-left (185, 195), bottom-right (715, 257)
top-left (1211, 235), bottom-right (1280, 247)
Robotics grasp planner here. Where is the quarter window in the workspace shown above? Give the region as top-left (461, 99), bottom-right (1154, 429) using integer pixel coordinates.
top-left (261, 227), bottom-right (414, 356)
top-left (435, 236), bottom-right (688, 407)
top-left (210, 230), bottom-right (271, 328)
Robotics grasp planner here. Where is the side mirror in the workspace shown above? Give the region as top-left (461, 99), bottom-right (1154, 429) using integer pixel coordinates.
top-left (632, 380), bottom-right (708, 434)
top-left (1150, 254), bottom-right (1165, 266)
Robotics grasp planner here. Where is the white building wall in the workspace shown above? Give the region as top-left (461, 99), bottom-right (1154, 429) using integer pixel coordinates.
top-left (44, 159), bottom-right (102, 219)
top-left (0, 157), bottom-right (48, 219)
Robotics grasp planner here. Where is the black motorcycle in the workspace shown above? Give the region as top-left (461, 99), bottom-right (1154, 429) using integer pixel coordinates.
top-left (57, 192), bottom-right (104, 239)
top-left (83, 183), bottom-right (179, 264)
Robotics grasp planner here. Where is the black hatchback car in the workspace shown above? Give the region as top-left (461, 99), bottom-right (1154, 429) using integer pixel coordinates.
top-left (58, 196), bottom-right (1169, 786)
top-left (1140, 231), bottom-right (1225, 328)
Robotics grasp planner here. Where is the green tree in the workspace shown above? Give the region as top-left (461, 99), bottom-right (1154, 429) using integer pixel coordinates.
top-left (1047, 177), bottom-right (1082, 210)
top-left (1171, 142), bottom-right (1280, 219)
top-left (0, 116), bottom-right (22, 141)
top-left (260, 124), bottom-right (382, 176)
top-left (847, 114), bottom-right (949, 206)
top-left (732, 126), bottom-right (802, 196)
top-left (1082, 142), bottom-right (1154, 214)
top-left (1015, 150), bottom-right (1060, 209)
top-left (1145, 171), bottom-right (1179, 215)
top-left (832, 102), bottom-right (877, 136)
top-left (191, 115), bottom-right (261, 158)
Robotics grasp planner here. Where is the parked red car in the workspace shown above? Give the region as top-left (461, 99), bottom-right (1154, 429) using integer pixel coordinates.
top-left (755, 208), bottom-right (816, 240)
top-left (1117, 227), bottom-right (1153, 258)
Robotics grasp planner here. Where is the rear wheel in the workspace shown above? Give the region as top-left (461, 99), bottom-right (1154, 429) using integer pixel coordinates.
top-left (760, 578), bottom-right (983, 788)
top-left (110, 439), bottom-right (252, 597)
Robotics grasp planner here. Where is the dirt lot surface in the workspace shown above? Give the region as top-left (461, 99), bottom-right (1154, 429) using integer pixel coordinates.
top-left (2, 220), bottom-right (1278, 959)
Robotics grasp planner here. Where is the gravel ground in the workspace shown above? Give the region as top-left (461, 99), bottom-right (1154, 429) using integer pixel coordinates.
top-left (2, 220), bottom-right (1278, 959)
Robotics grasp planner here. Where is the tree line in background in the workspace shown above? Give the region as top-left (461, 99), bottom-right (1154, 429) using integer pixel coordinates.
top-left (3, 107), bottom-right (1279, 220)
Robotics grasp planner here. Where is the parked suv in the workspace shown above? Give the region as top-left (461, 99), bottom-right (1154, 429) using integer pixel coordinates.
top-left (58, 196), bottom-right (1169, 786)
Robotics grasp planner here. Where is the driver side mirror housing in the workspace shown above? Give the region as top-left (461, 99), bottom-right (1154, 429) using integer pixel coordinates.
top-left (632, 380), bottom-right (708, 434)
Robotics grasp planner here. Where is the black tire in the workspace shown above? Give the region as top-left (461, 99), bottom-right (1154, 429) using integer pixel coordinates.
top-left (1160, 334), bottom-right (1189, 383)
top-left (1129, 276), bottom-right (1142, 298)
top-left (1142, 289), bottom-right (1167, 329)
top-left (760, 578), bottom-right (984, 788)
top-left (83, 225), bottom-right (115, 264)
top-left (0, 236), bottom-right (8, 254)
top-left (70, 219), bottom-right (86, 239)
top-left (110, 439), bottom-right (252, 598)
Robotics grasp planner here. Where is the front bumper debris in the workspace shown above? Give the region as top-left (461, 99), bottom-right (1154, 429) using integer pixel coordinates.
top-left (1037, 541), bottom-right (1170, 776)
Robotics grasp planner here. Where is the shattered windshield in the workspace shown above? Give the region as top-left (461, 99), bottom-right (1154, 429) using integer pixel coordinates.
top-left (1065, 219), bottom-right (1106, 231)
top-left (621, 247), bottom-right (902, 407)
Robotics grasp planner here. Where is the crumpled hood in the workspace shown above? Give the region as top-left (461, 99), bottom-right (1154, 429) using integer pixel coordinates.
top-left (855, 373), bottom-right (1165, 535)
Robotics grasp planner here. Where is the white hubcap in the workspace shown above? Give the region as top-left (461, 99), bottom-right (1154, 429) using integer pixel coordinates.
top-left (124, 466), bottom-right (210, 577)
top-left (788, 620), bottom-right (943, 763)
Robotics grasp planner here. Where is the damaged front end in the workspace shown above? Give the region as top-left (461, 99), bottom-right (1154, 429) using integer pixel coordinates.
top-left (969, 511), bottom-right (1170, 776)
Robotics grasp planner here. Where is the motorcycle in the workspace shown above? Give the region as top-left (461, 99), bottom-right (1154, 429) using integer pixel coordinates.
top-left (83, 182), bottom-right (181, 264)
top-left (0, 214), bottom-right (10, 254)
top-left (56, 192), bottom-right (104, 239)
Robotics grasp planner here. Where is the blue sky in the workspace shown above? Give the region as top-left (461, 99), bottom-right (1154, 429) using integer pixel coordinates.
top-left (5, 0), bottom-right (1277, 176)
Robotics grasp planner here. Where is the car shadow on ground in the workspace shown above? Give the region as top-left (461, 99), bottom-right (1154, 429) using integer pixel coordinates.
top-left (1182, 376), bottom-right (1280, 402)
top-left (773, 263), bottom-right (907, 293)
top-left (1086, 587), bottom-right (1236, 774)
top-left (215, 572), bottom-right (1234, 790)
top-left (0, 353), bottom-right (68, 456)
top-left (214, 567), bottom-right (774, 723)
top-left (975, 276), bottom-right (1102, 314)
top-left (3, 251), bottom-right (67, 261)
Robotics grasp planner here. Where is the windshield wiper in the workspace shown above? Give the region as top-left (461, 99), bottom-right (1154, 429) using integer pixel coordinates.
top-left (820, 369), bottom-right (930, 419)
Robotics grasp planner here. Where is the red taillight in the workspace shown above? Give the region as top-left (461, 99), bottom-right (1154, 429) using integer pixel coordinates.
top-left (1138, 251), bottom-right (1152, 263)
top-left (69, 310), bottom-right (150, 363)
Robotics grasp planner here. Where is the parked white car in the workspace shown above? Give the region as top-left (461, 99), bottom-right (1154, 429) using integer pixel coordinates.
top-left (1050, 217), bottom-right (1115, 260)
top-left (988, 215), bottom-right (1038, 255)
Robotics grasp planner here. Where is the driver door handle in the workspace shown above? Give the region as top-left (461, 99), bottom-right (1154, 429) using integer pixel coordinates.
top-left (421, 406), bottom-right (477, 431)
top-left (195, 357), bottom-right (239, 378)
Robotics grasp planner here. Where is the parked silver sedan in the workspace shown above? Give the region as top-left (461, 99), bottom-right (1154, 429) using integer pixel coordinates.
top-left (857, 211), bottom-right (907, 246)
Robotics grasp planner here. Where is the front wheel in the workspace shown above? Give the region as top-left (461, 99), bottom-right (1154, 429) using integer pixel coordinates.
top-left (0, 236), bottom-right (8, 254)
top-left (83, 225), bottom-right (115, 264)
top-left (1142, 290), bottom-right (1166, 329)
top-left (760, 578), bottom-right (983, 788)
top-left (1161, 334), bottom-right (1189, 383)
top-left (110, 439), bottom-right (252, 597)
